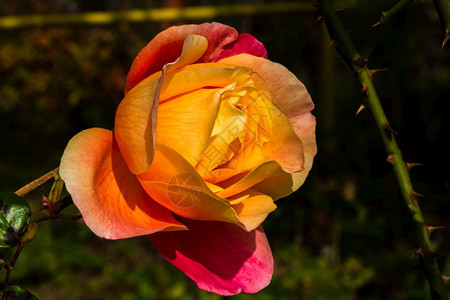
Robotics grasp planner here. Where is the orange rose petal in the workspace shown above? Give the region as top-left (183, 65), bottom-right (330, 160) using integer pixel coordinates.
top-left (115, 75), bottom-right (161, 175)
top-left (231, 189), bottom-right (277, 231)
top-left (227, 137), bottom-right (265, 172)
top-left (163, 34), bottom-right (208, 75)
top-left (205, 182), bottom-right (224, 194)
top-left (160, 64), bottom-right (251, 102)
top-left (219, 54), bottom-right (314, 120)
top-left (59, 128), bottom-right (186, 239)
top-left (203, 168), bottom-right (242, 184)
top-left (288, 113), bottom-right (317, 186)
top-left (251, 172), bottom-right (305, 201)
top-left (217, 161), bottom-right (285, 199)
top-left (116, 35), bottom-right (216, 175)
top-left (138, 144), bottom-right (244, 228)
top-left (219, 54), bottom-right (317, 188)
top-left (264, 109), bottom-right (305, 173)
top-left (157, 88), bottom-right (221, 166)
top-left (195, 107), bottom-right (246, 176)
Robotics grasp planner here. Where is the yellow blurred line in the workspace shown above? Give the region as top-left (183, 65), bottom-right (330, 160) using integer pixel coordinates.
top-left (0, 3), bottom-right (315, 29)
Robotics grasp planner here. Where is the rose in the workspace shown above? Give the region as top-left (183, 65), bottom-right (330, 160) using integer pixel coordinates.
top-left (59, 22), bottom-right (316, 295)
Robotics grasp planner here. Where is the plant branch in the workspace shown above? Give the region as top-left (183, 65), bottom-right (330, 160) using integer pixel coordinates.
top-left (317, 0), bottom-right (448, 299)
top-left (31, 196), bottom-right (75, 223)
top-left (372, 0), bottom-right (416, 27)
top-left (1, 243), bottom-right (25, 300)
top-left (15, 168), bottom-right (59, 197)
top-left (432, 0), bottom-right (450, 47)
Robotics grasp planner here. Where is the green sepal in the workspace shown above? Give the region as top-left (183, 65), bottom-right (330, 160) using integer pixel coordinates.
top-left (48, 172), bottom-right (64, 204)
top-left (0, 192), bottom-right (31, 248)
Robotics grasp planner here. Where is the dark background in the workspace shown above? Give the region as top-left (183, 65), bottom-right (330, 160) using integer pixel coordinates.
top-left (0, 0), bottom-right (449, 299)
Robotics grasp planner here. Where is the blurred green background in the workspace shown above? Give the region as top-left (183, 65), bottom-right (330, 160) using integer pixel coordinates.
top-left (0, 0), bottom-right (449, 299)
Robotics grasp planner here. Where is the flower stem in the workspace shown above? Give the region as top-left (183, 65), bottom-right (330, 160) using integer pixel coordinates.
top-left (15, 168), bottom-right (59, 197)
top-left (317, 0), bottom-right (448, 299)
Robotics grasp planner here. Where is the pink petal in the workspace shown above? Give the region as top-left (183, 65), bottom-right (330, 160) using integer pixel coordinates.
top-left (149, 218), bottom-right (273, 295)
top-left (215, 33), bottom-right (268, 61)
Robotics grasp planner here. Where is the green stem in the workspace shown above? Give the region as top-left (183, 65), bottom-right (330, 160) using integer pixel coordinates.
top-left (317, 0), bottom-right (448, 299)
top-left (374, 0), bottom-right (416, 27)
top-left (432, 0), bottom-right (450, 47)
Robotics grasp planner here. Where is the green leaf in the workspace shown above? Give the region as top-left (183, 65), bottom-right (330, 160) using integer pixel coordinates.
top-left (0, 192), bottom-right (31, 248)
top-left (3, 285), bottom-right (38, 300)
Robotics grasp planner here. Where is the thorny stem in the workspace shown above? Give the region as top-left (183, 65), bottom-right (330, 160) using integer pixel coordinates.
top-left (15, 168), bottom-right (59, 197)
top-left (432, 0), bottom-right (450, 47)
top-left (317, 0), bottom-right (448, 299)
top-left (372, 0), bottom-right (417, 27)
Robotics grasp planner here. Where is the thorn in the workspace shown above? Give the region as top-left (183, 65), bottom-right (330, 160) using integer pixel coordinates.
top-left (442, 27), bottom-right (450, 49)
top-left (386, 154), bottom-right (395, 165)
top-left (347, 28), bottom-right (357, 35)
top-left (361, 82), bottom-right (369, 96)
top-left (411, 190), bottom-right (424, 206)
top-left (407, 204), bottom-right (414, 215)
top-left (372, 11), bottom-right (386, 27)
top-left (383, 123), bottom-right (398, 138)
top-left (427, 225), bottom-right (445, 235)
top-left (406, 162), bottom-right (424, 172)
top-left (409, 248), bottom-right (424, 259)
top-left (315, 15), bottom-right (325, 23)
top-left (411, 190), bottom-right (425, 198)
top-left (328, 40), bottom-right (337, 48)
top-left (41, 195), bottom-right (50, 207)
top-left (355, 104), bottom-right (366, 116)
top-left (368, 68), bottom-right (389, 79)
top-left (371, 21), bottom-right (381, 28)
top-left (335, 8), bottom-right (349, 16)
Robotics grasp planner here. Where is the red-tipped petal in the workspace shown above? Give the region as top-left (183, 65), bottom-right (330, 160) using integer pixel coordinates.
top-left (215, 33), bottom-right (268, 61)
top-left (125, 22), bottom-right (237, 93)
top-left (149, 219), bottom-right (273, 295)
top-left (59, 128), bottom-right (186, 239)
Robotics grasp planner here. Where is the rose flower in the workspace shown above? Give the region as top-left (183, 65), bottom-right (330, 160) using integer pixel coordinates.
top-left (59, 22), bottom-right (316, 295)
